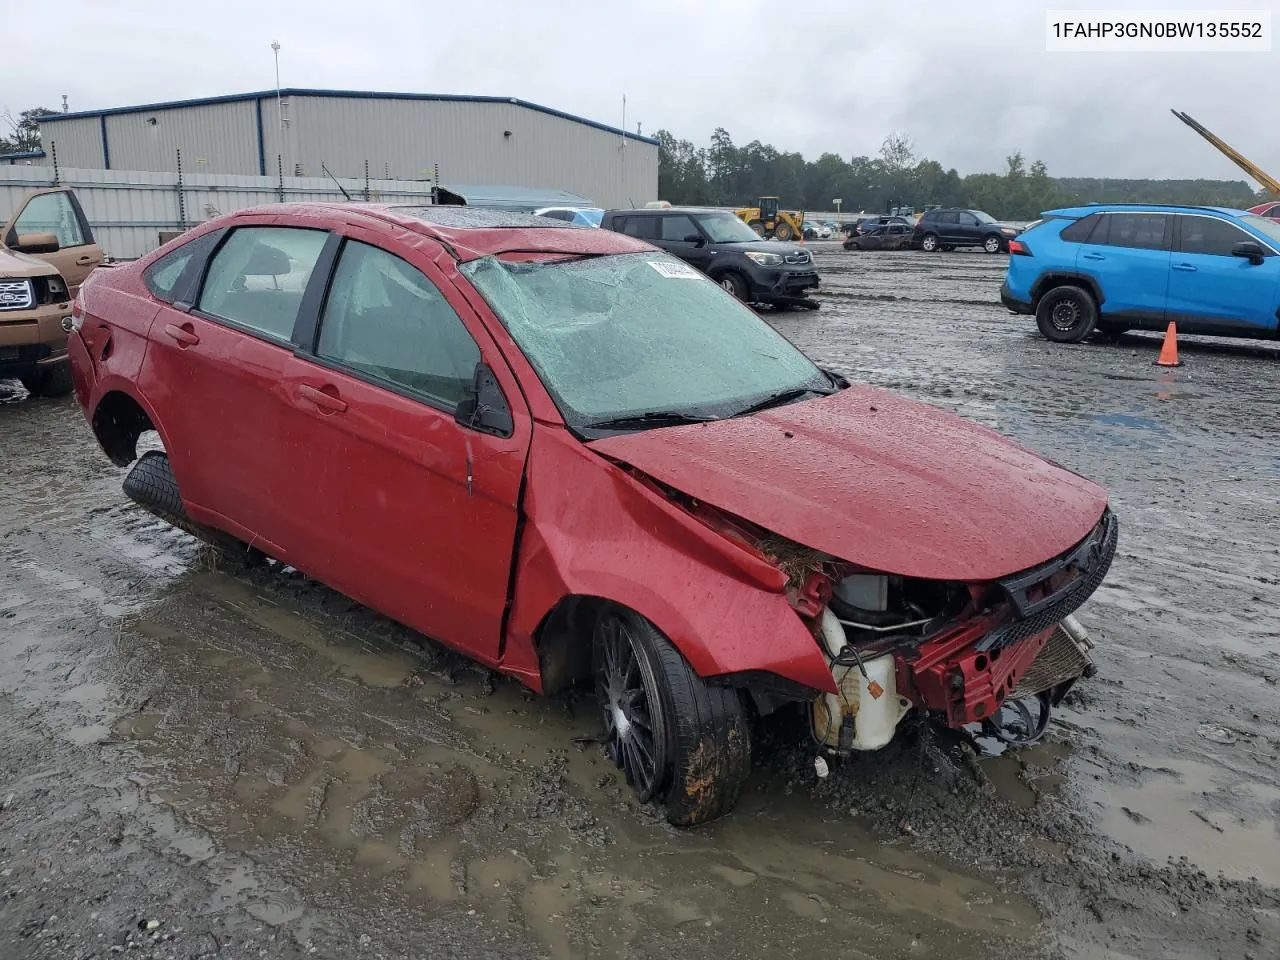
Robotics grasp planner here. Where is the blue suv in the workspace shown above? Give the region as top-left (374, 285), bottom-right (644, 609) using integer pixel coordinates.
top-left (1000, 204), bottom-right (1280, 343)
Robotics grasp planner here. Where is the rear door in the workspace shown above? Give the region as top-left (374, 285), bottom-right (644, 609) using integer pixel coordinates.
top-left (1168, 215), bottom-right (1280, 334)
top-left (139, 220), bottom-right (334, 550)
top-left (280, 227), bottom-right (531, 664)
top-left (936, 211), bottom-right (961, 242)
top-left (1078, 212), bottom-right (1172, 326)
top-left (3, 188), bottom-right (104, 294)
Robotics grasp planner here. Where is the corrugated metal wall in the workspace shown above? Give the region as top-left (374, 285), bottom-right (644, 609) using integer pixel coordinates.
top-left (267, 96), bottom-right (656, 208)
top-left (0, 166), bottom-right (436, 260)
top-left (40, 94), bottom-right (658, 210)
top-left (38, 117), bottom-right (105, 168)
top-left (106, 100), bottom-right (261, 175)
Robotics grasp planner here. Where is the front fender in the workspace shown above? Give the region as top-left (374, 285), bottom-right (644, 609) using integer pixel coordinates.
top-left (502, 429), bottom-right (836, 695)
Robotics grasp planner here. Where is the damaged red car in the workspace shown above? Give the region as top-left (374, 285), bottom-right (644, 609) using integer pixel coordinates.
top-left (68, 205), bottom-right (1117, 826)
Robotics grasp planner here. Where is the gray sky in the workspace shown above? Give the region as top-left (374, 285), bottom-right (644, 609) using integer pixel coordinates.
top-left (7, 0), bottom-right (1277, 181)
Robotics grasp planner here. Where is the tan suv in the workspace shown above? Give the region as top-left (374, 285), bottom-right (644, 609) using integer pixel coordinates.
top-left (1, 187), bottom-right (104, 397)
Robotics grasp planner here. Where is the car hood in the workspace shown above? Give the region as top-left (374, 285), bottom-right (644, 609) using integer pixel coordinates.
top-left (588, 385), bottom-right (1108, 581)
top-left (0, 245), bottom-right (58, 278)
top-left (714, 239), bottom-right (802, 257)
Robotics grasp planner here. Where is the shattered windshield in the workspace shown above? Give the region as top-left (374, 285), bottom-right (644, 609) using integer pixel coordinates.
top-left (460, 252), bottom-right (829, 429)
top-left (696, 212), bottom-right (764, 244)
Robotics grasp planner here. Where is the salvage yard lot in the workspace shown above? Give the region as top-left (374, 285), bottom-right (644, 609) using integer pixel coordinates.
top-left (1, 242), bottom-right (1277, 959)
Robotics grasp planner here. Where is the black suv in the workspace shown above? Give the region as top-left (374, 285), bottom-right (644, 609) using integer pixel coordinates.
top-left (911, 208), bottom-right (1022, 253)
top-left (601, 207), bottom-right (820, 308)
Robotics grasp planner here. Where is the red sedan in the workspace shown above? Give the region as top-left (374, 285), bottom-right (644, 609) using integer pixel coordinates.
top-left (67, 204), bottom-right (1116, 825)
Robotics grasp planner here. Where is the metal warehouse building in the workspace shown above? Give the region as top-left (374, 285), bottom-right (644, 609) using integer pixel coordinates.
top-left (36, 88), bottom-right (658, 209)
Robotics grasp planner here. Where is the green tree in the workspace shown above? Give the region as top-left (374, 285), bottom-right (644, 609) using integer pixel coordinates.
top-left (0, 107), bottom-right (57, 154)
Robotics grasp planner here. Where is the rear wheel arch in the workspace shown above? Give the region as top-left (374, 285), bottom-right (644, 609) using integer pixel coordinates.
top-left (91, 387), bottom-right (169, 467)
top-left (1032, 272), bottom-right (1105, 310)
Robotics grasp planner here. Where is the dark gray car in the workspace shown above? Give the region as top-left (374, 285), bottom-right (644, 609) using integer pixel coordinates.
top-left (601, 207), bottom-right (820, 308)
top-left (911, 208), bottom-right (1022, 253)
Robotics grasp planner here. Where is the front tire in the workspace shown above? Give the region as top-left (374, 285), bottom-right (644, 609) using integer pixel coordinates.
top-left (593, 610), bottom-right (751, 826)
top-left (773, 222), bottom-right (794, 242)
top-left (1035, 285), bottom-right (1098, 343)
top-left (718, 271), bottom-right (750, 302)
top-left (20, 362), bottom-right (74, 399)
top-left (982, 234), bottom-right (1003, 254)
top-left (920, 233), bottom-right (940, 252)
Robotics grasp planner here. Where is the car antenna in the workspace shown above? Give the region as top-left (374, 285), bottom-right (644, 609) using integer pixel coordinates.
top-left (321, 163), bottom-right (353, 201)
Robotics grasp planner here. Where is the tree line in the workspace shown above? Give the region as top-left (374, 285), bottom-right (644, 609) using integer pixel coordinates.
top-left (655, 128), bottom-right (1265, 219)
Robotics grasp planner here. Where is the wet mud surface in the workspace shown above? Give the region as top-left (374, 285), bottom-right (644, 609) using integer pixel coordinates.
top-left (2, 244), bottom-right (1278, 959)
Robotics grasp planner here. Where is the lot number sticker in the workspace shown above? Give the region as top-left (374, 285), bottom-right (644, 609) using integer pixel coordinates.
top-left (648, 260), bottom-right (703, 279)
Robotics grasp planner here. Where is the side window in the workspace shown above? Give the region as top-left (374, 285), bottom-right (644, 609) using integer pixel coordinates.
top-left (12, 192), bottom-right (87, 248)
top-left (1105, 214), bottom-right (1168, 250)
top-left (144, 231), bottom-right (221, 304)
top-left (1060, 214), bottom-right (1101, 243)
top-left (197, 227), bottom-right (328, 342)
top-left (958, 212), bottom-right (979, 226)
top-left (938, 211), bottom-right (959, 225)
top-left (540, 209), bottom-right (573, 222)
top-left (317, 240), bottom-right (481, 409)
top-left (620, 216), bottom-right (658, 240)
top-left (660, 214), bottom-right (700, 242)
top-left (1178, 216), bottom-right (1256, 256)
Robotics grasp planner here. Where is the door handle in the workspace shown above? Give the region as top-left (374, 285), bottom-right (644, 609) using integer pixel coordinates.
top-left (1172, 263), bottom-right (1197, 272)
top-left (76, 255), bottom-right (97, 265)
top-left (163, 322), bottom-right (199, 347)
top-left (298, 383), bottom-right (348, 414)
top-left (1082, 253), bottom-right (1105, 261)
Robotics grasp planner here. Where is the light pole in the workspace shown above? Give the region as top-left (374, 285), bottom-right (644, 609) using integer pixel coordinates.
top-left (833, 198), bottom-right (842, 222)
top-left (271, 41), bottom-right (284, 174)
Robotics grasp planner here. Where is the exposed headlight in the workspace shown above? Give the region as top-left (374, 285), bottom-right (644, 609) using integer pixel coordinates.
top-left (744, 251), bottom-right (784, 266)
top-left (47, 274), bottom-right (68, 299)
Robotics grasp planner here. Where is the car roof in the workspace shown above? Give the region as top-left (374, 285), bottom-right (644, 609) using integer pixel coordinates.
top-left (1042, 203), bottom-right (1248, 219)
top-left (223, 202), bottom-right (651, 262)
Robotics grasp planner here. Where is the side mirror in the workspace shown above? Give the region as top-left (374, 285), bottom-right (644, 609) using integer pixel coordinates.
top-left (455, 362), bottom-right (514, 438)
top-left (1231, 240), bottom-right (1265, 265)
top-left (14, 232), bottom-right (59, 254)
top-left (683, 235), bottom-right (705, 246)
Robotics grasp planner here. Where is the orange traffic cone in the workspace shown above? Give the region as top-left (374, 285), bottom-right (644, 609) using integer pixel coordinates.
top-left (1155, 321), bottom-right (1182, 367)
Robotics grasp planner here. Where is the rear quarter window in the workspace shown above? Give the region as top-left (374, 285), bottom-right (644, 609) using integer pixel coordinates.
top-left (144, 230), bottom-right (222, 304)
top-left (1059, 214), bottom-right (1102, 243)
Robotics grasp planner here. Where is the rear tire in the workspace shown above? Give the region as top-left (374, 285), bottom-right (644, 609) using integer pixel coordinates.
top-left (593, 610), bottom-right (751, 827)
top-left (982, 234), bottom-right (1003, 254)
top-left (748, 220), bottom-right (766, 238)
top-left (718, 271), bottom-right (750, 302)
top-left (20, 362), bottom-right (74, 399)
top-left (124, 451), bottom-right (267, 566)
top-left (1035, 285), bottom-right (1098, 343)
top-left (920, 233), bottom-right (940, 252)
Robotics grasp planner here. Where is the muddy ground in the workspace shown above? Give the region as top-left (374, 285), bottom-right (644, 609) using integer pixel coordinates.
top-left (2, 243), bottom-right (1278, 960)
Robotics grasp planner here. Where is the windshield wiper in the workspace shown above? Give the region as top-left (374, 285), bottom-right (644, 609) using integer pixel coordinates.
top-left (584, 410), bottom-right (718, 431)
top-left (731, 387), bottom-right (829, 418)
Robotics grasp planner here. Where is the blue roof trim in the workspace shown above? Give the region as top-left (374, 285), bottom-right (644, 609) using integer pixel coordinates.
top-left (40, 88), bottom-right (660, 145)
top-left (0, 149), bottom-right (46, 161)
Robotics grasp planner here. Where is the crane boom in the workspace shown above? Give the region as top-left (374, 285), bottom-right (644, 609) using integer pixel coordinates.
top-left (1172, 109), bottom-right (1280, 197)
